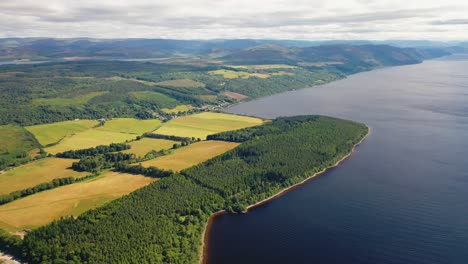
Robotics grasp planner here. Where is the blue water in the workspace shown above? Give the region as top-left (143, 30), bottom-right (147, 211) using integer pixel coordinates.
top-left (208, 55), bottom-right (468, 264)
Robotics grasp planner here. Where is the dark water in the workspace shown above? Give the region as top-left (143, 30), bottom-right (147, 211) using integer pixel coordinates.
top-left (208, 55), bottom-right (468, 264)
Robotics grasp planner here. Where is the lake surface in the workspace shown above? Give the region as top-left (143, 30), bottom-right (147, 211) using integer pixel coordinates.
top-left (208, 55), bottom-right (468, 264)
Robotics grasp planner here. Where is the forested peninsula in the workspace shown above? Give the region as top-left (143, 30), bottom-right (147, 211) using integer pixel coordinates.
top-left (1, 116), bottom-right (368, 263)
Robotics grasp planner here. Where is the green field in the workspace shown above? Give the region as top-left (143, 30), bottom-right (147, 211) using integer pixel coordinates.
top-left (154, 112), bottom-right (265, 139)
top-left (32, 92), bottom-right (109, 106)
top-left (0, 158), bottom-right (87, 195)
top-left (155, 79), bottom-right (205, 88)
top-left (128, 91), bottom-right (179, 108)
top-left (140, 140), bottom-right (239, 171)
top-left (26, 120), bottom-right (99, 147)
top-left (229, 64), bottom-right (297, 70)
top-left (0, 125), bottom-right (39, 164)
top-left (97, 118), bottom-right (162, 134)
top-left (122, 138), bottom-right (177, 157)
top-left (209, 69), bottom-right (270, 79)
top-left (0, 172), bottom-right (155, 231)
top-left (161, 104), bottom-right (194, 114)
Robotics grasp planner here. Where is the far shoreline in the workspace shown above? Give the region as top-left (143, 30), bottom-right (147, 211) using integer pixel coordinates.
top-left (199, 127), bottom-right (370, 264)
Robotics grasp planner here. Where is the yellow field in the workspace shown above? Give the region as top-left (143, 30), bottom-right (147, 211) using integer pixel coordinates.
top-left (45, 130), bottom-right (137, 154)
top-left (123, 138), bottom-right (177, 157)
top-left (229, 64), bottom-right (297, 70)
top-left (0, 158), bottom-right (87, 195)
top-left (161, 105), bottom-right (194, 114)
top-left (26, 120), bottom-right (99, 146)
top-left (140, 140), bottom-right (239, 171)
top-left (155, 79), bottom-right (205, 88)
top-left (0, 172), bottom-right (155, 231)
top-left (154, 112), bottom-right (265, 139)
top-left (209, 69), bottom-right (272, 79)
top-left (97, 118), bottom-right (162, 134)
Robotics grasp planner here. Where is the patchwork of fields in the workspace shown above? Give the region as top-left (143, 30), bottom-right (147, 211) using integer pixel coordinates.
top-left (0, 172), bottom-right (155, 231)
top-left (1, 112), bottom-right (264, 231)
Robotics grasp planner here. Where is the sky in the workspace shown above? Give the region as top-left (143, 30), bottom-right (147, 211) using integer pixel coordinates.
top-left (1, 0), bottom-right (467, 40)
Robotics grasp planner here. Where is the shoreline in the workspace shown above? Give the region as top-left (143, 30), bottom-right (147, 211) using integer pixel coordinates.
top-left (199, 128), bottom-right (370, 264)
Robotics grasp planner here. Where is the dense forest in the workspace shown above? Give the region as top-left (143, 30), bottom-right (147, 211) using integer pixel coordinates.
top-left (4, 116), bottom-right (368, 263)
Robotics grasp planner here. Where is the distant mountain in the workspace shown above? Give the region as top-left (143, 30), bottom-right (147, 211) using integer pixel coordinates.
top-left (0, 38), bottom-right (459, 63)
top-left (221, 44), bottom-right (451, 70)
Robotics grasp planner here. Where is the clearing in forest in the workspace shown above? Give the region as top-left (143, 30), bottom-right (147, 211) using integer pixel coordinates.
top-left (122, 138), bottom-right (177, 157)
top-left (155, 79), bottom-right (205, 88)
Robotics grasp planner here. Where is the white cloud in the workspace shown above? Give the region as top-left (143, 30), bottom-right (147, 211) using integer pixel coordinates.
top-left (0, 0), bottom-right (467, 40)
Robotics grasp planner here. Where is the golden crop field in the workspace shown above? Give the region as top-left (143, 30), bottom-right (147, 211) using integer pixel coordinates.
top-left (26, 120), bottom-right (99, 147)
top-left (122, 138), bottom-right (177, 157)
top-left (140, 140), bottom-right (239, 171)
top-left (0, 158), bottom-right (87, 195)
top-left (229, 64), bottom-right (297, 70)
top-left (96, 118), bottom-right (162, 134)
top-left (161, 104), bottom-right (194, 114)
top-left (155, 79), bottom-right (205, 88)
top-left (154, 112), bottom-right (265, 139)
top-left (44, 130), bottom-right (137, 154)
top-left (0, 172), bottom-right (155, 231)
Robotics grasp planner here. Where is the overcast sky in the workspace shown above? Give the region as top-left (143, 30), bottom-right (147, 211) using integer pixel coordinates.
top-left (1, 0), bottom-right (467, 40)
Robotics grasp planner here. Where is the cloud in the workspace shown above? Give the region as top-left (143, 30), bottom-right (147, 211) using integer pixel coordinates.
top-left (0, 0), bottom-right (467, 40)
top-left (432, 19), bottom-right (468, 25)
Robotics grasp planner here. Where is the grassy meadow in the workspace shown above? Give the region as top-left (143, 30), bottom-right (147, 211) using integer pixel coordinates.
top-left (0, 158), bottom-right (87, 195)
top-left (0, 172), bottom-right (155, 231)
top-left (154, 112), bottom-right (265, 139)
top-left (96, 118), bottom-right (162, 134)
top-left (26, 120), bottom-right (99, 147)
top-left (155, 79), bottom-right (205, 88)
top-left (140, 140), bottom-right (239, 171)
top-left (32, 91), bottom-right (109, 107)
top-left (161, 104), bottom-right (194, 114)
top-left (122, 138), bottom-right (177, 157)
top-left (0, 124), bottom-right (39, 160)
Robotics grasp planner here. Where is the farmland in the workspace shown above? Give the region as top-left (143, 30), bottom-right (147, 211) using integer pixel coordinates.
top-left (26, 120), bottom-right (99, 147)
top-left (229, 64), bottom-right (297, 70)
top-left (44, 130), bottom-right (137, 154)
top-left (154, 112), bottom-right (265, 139)
top-left (0, 158), bottom-right (87, 195)
top-left (140, 140), bottom-right (239, 171)
top-left (122, 138), bottom-right (177, 157)
top-left (96, 118), bottom-right (161, 134)
top-left (0, 172), bottom-right (155, 231)
top-left (155, 79), bottom-right (205, 88)
top-left (32, 91), bottom-right (109, 107)
top-left (161, 104), bottom-right (194, 114)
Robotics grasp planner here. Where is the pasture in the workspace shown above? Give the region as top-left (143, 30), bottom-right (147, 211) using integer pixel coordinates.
top-left (155, 79), bottom-right (205, 88)
top-left (140, 140), bottom-right (239, 171)
top-left (229, 64), bottom-right (297, 70)
top-left (161, 104), bottom-right (193, 114)
top-left (26, 120), bottom-right (99, 147)
top-left (97, 118), bottom-right (162, 134)
top-left (0, 158), bottom-right (87, 195)
top-left (128, 91), bottom-right (179, 108)
top-left (0, 124), bottom-right (39, 159)
top-left (0, 172), bottom-right (155, 231)
top-left (123, 138), bottom-right (177, 157)
top-left (154, 112), bottom-right (265, 139)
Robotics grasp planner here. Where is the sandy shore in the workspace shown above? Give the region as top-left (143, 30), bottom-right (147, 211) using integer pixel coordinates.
top-left (199, 128), bottom-right (369, 264)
